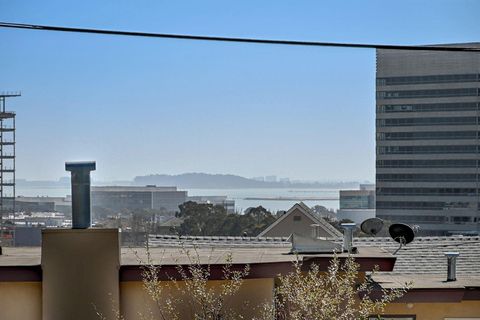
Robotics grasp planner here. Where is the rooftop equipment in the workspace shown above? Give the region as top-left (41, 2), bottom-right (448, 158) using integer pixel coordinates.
top-left (389, 223), bottom-right (415, 254)
top-left (65, 161), bottom-right (96, 229)
top-left (341, 222), bottom-right (356, 253)
top-left (360, 217), bottom-right (384, 236)
top-left (444, 252), bottom-right (460, 282)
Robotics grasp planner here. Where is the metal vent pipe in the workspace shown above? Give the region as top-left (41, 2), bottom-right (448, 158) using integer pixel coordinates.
top-left (341, 223), bottom-right (356, 253)
top-left (444, 252), bottom-right (459, 282)
top-left (65, 161), bottom-right (96, 229)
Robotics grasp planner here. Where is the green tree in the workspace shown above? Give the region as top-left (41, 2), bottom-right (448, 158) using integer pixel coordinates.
top-left (257, 255), bottom-right (410, 320)
top-left (243, 206), bottom-right (276, 236)
top-left (176, 201), bottom-right (229, 236)
top-left (176, 202), bottom-right (276, 236)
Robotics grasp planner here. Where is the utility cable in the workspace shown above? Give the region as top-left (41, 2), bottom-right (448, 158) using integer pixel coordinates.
top-left (0, 22), bottom-right (479, 52)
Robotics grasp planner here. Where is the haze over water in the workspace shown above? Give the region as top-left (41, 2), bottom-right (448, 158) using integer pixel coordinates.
top-left (16, 186), bottom-right (340, 213)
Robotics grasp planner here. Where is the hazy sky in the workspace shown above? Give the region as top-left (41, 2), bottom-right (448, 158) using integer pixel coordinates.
top-left (0, 0), bottom-right (479, 181)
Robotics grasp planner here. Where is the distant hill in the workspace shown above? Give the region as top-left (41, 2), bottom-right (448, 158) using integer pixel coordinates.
top-left (133, 173), bottom-right (360, 189)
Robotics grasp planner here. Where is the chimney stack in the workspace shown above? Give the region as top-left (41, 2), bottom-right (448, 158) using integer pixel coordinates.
top-left (444, 252), bottom-right (459, 282)
top-left (65, 161), bottom-right (96, 229)
top-left (341, 223), bottom-right (356, 253)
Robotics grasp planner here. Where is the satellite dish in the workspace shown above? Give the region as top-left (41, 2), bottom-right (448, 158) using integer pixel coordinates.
top-left (389, 223), bottom-right (415, 254)
top-left (360, 218), bottom-right (384, 236)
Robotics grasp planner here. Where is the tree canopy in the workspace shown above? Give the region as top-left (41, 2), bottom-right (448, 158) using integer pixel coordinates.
top-left (176, 201), bottom-right (276, 236)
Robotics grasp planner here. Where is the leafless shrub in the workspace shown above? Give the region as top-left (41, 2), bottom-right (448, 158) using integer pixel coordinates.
top-left (255, 254), bottom-right (410, 320)
top-left (139, 245), bottom-right (250, 320)
top-left (99, 249), bottom-right (409, 320)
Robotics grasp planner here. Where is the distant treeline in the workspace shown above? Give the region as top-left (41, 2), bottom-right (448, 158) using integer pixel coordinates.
top-left (133, 173), bottom-right (361, 189)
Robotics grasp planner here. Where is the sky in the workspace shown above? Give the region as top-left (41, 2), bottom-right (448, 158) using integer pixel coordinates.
top-left (0, 0), bottom-right (479, 182)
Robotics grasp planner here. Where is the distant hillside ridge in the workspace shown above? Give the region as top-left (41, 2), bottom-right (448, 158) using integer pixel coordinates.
top-left (133, 173), bottom-right (360, 189)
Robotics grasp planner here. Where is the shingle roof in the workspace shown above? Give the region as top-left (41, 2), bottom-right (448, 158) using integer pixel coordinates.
top-left (3, 231), bottom-right (479, 289)
top-left (353, 236), bottom-right (480, 276)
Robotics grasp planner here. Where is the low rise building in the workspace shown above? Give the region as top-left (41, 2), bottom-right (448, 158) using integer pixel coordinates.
top-left (187, 195), bottom-right (235, 213)
top-left (257, 202), bottom-right (342, 238)
top-left (1, 231), bottom-right (480, 320)
top-left (91, 186), bottom-right (187, 213)
top-left (14, 196), bottom-right (72, 215)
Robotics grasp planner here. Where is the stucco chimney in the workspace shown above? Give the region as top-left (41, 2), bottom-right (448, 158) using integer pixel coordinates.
top-left (42, 161), bottom-right (119, 320)
top-left (444, 252), bottom-right (459, 281)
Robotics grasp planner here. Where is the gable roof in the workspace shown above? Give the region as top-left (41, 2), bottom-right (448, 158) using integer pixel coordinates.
top-left (257, 202), bottom-right (342, 238)
top-left (159, 216), bottom-right (183, 227)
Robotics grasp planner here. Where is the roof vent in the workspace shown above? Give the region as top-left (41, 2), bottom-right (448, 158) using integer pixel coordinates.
top-left (65, 161), bottom-right (96, 229)
top-left (341, 223), bottom-right (356, 253)
top-left (444, 252), bottom-right (459, 282)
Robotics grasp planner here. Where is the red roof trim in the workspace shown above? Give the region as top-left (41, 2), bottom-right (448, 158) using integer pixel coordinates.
top-left (0, 265), bottom-right (42, 282)
top-left (120, 256), bottom-right (396, 281)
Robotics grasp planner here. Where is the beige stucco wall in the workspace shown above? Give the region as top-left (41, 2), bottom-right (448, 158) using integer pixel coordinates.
top-left (2, 278), bottom-right (480, 320)
top-left (383, 300), bottom-right (480, 319)
top-left (0, 282), bottom-right (42, 320)
top-left (120, 278), bottom-right (274, 320)
top-left (42, 229), bottom-right (120, 320)
top-left (263, 208), bottom-right (332, 238)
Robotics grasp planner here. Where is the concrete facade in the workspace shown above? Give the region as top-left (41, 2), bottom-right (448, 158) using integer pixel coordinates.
top-left (375, 44), bottom-right (480, 234)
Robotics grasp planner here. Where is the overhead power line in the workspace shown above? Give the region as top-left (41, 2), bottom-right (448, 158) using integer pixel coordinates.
top-left (0, 21), bottom-right (479, 52)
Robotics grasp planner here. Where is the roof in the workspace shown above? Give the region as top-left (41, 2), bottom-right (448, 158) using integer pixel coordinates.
top-left (0, 239), bottom-right (392, 267)
top-left (353, 236), bottom-right (480, 291)
top-left (159, 217), bottom-right (184, 227)
top-left (257, 202), bottom-right (342, 238)
top-left (121, 246), bottom-right (391, 266)
top-left (92, 186), bottom-right (179, 192)
top-left (2, 235), bottom-right (478, 271)
top-left (0, 242), bottom-right (395, 281)
top-left (2, 234), bottom-right (479, 288)
top-left (353, 236), bottom-right (480, 276)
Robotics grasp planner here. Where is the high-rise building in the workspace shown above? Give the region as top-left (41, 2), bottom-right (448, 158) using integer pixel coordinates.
top-left (375, 44), bottom-right (480, 235)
